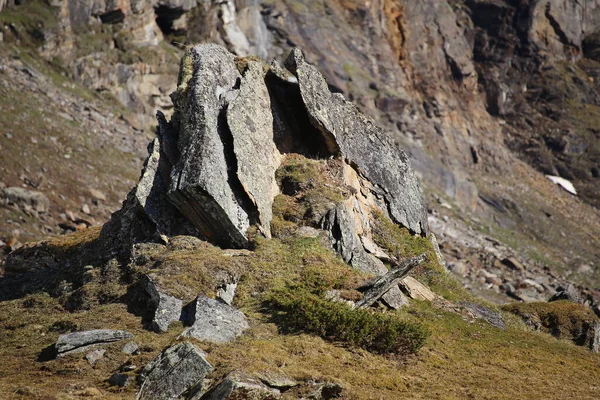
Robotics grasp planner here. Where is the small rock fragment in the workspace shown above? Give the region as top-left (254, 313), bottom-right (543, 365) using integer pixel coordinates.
top-left (216, 282), bottom-right (238, 306)
top-left (381, 286), bottom-right (410, 309)
top-left (501, 257), bottom-right (525, 272)
top-left (399, 277), bottom-right (438, 301)
top-left (1, 187), bottom-right (50, 213)
top-left (122, 342), bottom-right (140, 355)
top-left (89, 188), bottom-right (106, 202)
top-left (145, 277), bottom-right (183, 333)
top-left (85, 349), bottom-right (105, 366)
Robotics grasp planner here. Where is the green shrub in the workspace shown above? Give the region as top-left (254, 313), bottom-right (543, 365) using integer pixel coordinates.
top-left (267, 289), bottom-right (430, 354)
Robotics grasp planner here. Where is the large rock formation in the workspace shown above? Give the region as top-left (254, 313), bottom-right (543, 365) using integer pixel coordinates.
top-left (126, 44), bottom-right (429, 249)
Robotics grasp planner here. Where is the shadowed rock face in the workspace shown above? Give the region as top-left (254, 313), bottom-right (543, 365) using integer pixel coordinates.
top-left (127, 44), bottom-right (429, 248)
top-left (286, 48), bottom-right (429, 236)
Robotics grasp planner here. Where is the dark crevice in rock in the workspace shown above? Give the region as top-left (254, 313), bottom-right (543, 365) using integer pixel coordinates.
top-left (154, 6), bottom-right (186, 36)
top-left (216, 105), bottom-right (261, 231)
top-left (99, 9), bottom-right (126, 24)
top-left (265, 72), bottom-right (334, 157)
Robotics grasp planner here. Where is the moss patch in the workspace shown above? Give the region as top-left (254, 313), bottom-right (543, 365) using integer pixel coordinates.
top-left (502, 300), bottom-right (600, 348)
top-left (371, 211), bottom-right (471, 302)
top-left (271, 154), bottom-right (349, 237)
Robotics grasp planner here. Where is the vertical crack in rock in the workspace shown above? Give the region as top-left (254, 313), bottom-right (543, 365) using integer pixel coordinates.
top-left (167, 44), bottom-right (251, 248)
top-left (285, 48), bottom-right (430, 236)
top-left (226, 60), bottom-right (281, 238)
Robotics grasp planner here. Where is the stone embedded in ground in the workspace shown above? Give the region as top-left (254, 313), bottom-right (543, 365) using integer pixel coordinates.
top-left (145, 277), bottom-right (183, 333)
top-left (226, 60), bottom-right (281, 239)
top-left (399, 277), bottom-right (438, 301)
top-left (122, 342), bottom-right (140, 355)
top-left (55, 329), bottom-right (133, 357)
top-left (285, 48), bottom-right (429, 236)
top-left (201, 371), bottom-right (281, 399)
top-left (167, 44), bottom-right (251, 249)
top-left (216, 282), bottom-right (238, 306)
top-left (256, 372), bottom-right (297, 391)
top-left (85, 349), bottom-right (105, 366)
top-left (381, 286), bottom-right (410, 310)
top-left (109, 372), bottom-right (134, 388)
top-left (1, 187), bottom-right (50, 213)
top-left (181, 295), bottom-right (249, 343)
top-left (137, 342), bottom-right (213, 400)
top-left (321, 203), bottom-right (387, 276)
top-left (460, 302), bottom-right (505, 330)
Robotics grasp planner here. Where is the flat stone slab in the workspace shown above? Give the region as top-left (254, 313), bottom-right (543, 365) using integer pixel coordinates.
top-left (181, 295), bottom-right (248, 343)
top-left (55, 329), bottom-right (133, 357)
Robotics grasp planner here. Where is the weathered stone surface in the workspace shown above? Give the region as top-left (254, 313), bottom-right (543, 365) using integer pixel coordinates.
top-left (381, 286), bottom-right (410, 310)
top-left (285, 48), bottom-right (429, 236)
top-left (202, 371), bottom-right (280, 400)
top-left (460, 302), bottom-right (505, 330)
top-left (1, 187), bottom-right (50, 213)
top-left (182, 295), bottom-right (248, 343)
top-left (589, 321), bottom-right (600, 353)
top-left (168, 44), bottom-right (251, 249)
top-left (137, 342), bottom-right (213, 400)
top-left (55, 329), bottom-right (133, 356)
top-left (399, 277), bottom-right (438, 302)
top-left (134, 138), bottom-right (181, 239)
top-left (122, 341), bottom-right (140, 355)
top-left (227, 60), bottom-right (281, 238)
top-left (145, 277), bottom-right (183, 333)
top-left (216, 282), bottom-right (238, 306)
top-left (85, 349), bottom-right (105, 365)
top-left (321, 203), bottom-right (387, 276)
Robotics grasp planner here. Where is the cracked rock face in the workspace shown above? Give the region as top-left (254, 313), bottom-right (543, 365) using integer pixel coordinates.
top-left (137, 342), bottom-right (213, 400)
top-left (124, 44), bottom-right (429, 249)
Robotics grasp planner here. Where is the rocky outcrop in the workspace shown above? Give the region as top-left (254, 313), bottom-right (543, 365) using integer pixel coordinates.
top-left (120, 44), bottom-right (429, 249)
top-left (167, 44), bottom-right (252, 248)
top-left (137, 342), bottom-right (213, 400)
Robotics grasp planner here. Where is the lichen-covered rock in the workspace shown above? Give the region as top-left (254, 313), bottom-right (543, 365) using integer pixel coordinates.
top-left (137, 342), bottom-right (213, 400)
top-left (227, 60), bottom-right (281, 238)
top-left (285, 48), bottom-right (429, 236)
top-left (145, 277), bottom-right (183, 333)
top-left (381, 286), bottom-right (410, 310)
top-left (168, 44), bottom-right (251, 249)
top-left (201, 371), bottom-right (280, 399)
top-left (321, 203), bottom-right (387, 276)
top-left (181, 295), bottom-right (248, 343)
top-left (55, 329), bottom-right (133, 357)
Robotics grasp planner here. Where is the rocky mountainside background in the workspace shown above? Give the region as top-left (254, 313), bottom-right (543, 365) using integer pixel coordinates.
top-left (0, 0), bottom-right (600, 398)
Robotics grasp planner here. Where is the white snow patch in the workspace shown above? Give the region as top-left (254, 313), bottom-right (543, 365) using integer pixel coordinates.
top-left (546, 175), bottom-right (577, 195)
